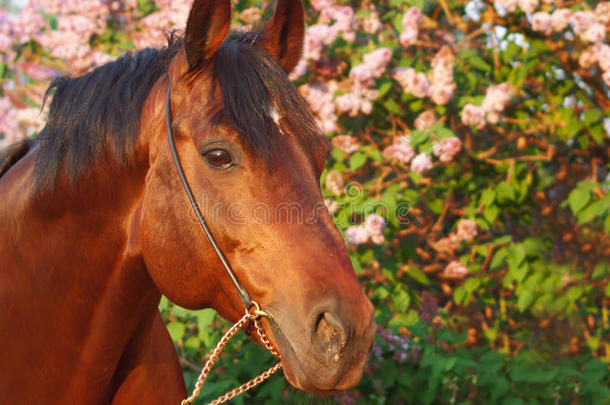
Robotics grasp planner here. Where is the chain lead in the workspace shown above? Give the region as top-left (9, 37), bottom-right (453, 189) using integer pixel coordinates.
top-left (181, 304), bottom-right (282, 405)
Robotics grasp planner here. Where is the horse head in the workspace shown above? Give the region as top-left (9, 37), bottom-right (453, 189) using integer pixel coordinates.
top-left (139, 0), bottom-right (376, 393)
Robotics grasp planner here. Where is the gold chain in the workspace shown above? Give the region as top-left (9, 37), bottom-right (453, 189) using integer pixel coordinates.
top-left (181, 305), bottom-right (282, 405)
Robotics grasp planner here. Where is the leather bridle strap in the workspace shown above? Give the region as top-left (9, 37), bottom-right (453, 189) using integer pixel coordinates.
top-left (164, 85), bottom-right (254, 310)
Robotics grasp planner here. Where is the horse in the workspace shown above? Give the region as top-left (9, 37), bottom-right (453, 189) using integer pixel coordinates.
top-left (0, 0), bottom-right (376, 403)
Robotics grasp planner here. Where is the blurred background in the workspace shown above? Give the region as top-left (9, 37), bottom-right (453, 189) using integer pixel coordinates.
top-left (0, 0), bottom-right (608, 403)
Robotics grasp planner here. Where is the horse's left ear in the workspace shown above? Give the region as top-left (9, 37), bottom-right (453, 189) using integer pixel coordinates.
top-left (259, 0), bottom-right (304, 74)
top-left (184, 0), bottom-right (231, 71)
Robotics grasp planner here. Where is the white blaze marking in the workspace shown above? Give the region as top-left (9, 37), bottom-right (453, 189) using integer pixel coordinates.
top-left (270, 107), bottom-right (282, 130)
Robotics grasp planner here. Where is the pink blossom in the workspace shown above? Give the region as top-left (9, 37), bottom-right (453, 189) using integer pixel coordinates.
top-left (456, 220), bottom-right (478, 242)
top-left (579, 46), bottom-right (598, 69)
top-left (428, 47), bottom-right (455, 105)
top-left (429, 84), bottom-right (454, 105)
top-left (11, 5), bottom-right (46, 43)
top-left (345, 226), bottom-right (369, 245)
top-left (16, 62), bottom-right (59, 81)
top-left (571, 11), bottom-right (595, 35)
top-left (322, 5), bottom-right (356, 43)
top-left (365, 214), bottom-right (386, 238)
top-left (443, 261), bottom-right (468, 279)
top-left (461, 104), bottom-right (486, 129)
top-left (400, 25), bottom-right (419, 47)
top-left (335, 91), bottom-right (372, 116)
top-left (582, 24), bottom-right (606, 43)
top-left (327, 5), bottom-right (355, 33)
top-left (370, 234), bottom-right (385, 245)
top-left (239, 7), bottom-right (261, 24)
top-left (324, 198), bottom-right (340, 216)
top-left (408, 71), bottom-right (431, 98)
top-left (363, 48), bottom-right (392, 73)
top-left (350, 48), bottom-right (392, 85)
top-left (349, 64), bottom-right (374, 84)
top-left (288, 59), bottom-right (307, 81)
top-left (595, 43), bottom-right (610, 71)
top-left (532, 12), bottom-right (552, 36)
top-left (0, 32), bottom-right (11, 53)
top-left (433, 137), bottom-right (462, 162)
top-left (299, 82), bottom-right (338, 133)
top-left (414, 111), bottom-right (437, 131)
top-left (0, 10), bottom-right (12, 53)
top-left (304, 24), bottom-right (338, 60)
top-left (596, 2), bottom-right (610, 25)
top-left (383, 136), bottom-right (415, 163)
top-left (361, 10), bottom-right (382, 34)
top-left (91, 51), bottom-right (115, 67)
top-left (345, 215), bottom-right (386, 246)
top-left (431, 47), bottom-right (454, 83)
top-left (551, 9), bottom-right (572, 32)
top-left (486, 112), bottom-right (501, 125)
top-left (0, 98), bottom-right (44, 146)
top-left (403, 7), bottom-right (424, 26)
top-left (399, 7), bottom-right (422, 47)
top-left (411, 153), bottom-right (433, 173)
top-left (393, 68), bottom-right (430, 98)
top-left (335, 87), bottom-right (377, 117)
top-left (332, 135), bottom-right (359, 154)
top-left (325, 171), bottom-right (345, 196)
top-left (518, 0), bottom-right (539, 14)
top-left (310, 0), bottom-right (333, 11)
top-left (482, 83), bottom-right (513, 113)
top-left (495, 0), bottom-right (518, 12)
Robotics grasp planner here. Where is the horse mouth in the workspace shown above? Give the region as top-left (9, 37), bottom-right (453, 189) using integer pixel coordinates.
top-left (262, 315), bottom-right (373, 394)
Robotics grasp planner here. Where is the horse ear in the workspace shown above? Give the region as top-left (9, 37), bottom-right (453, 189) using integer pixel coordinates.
top-left (184, 0), bottom-right (231, 70)
top-left (260, 0), bottom-right (305, 73)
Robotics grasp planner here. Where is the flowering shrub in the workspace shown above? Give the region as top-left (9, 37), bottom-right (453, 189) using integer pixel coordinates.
top-left (1, 0), bottom-right (609, 403)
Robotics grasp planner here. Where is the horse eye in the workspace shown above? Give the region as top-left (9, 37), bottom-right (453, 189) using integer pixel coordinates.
top-left (203, 149), bottom-right (233, 169)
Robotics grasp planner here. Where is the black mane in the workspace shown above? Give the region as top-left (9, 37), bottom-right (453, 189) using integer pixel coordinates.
top-left (35, 31), bottom-right (324, 191)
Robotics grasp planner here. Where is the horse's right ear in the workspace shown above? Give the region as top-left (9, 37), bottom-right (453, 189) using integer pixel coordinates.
top-left (184, 0), bottom-right (231, 71)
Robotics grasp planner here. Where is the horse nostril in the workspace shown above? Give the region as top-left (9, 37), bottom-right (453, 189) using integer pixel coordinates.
top-left (313, 311), bottom-right (347, 363)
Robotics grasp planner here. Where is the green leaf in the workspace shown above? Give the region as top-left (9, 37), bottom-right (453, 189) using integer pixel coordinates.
top-left (405, 267), bottom-right (430, 285)
top-left (567, 286), bottom-right (583, 302)
top-left (184, 336), bottom-right (200, 351)
top-left (490, 377), bottom-right (510, 401)
top-left (392, 288), bottom-right (411, 312)
top-left (496, 182), bottom-right (515, 203)
top-left (567, 188), bottom-right (591, 214)
top-left (583, 109), bottom-right (601, 124)
top-left (490, 247), bottom-right (508, 270)
top-left (480, 188), bottom-right (496, 207)
top-left (464, 277), bottom-right (481, 293)
top-left (483, 205), bottom-right (500, 224)
top-left (454, 286), bottom-right (466, 305)
top-left (383, 98), bottom-right (400, 114)
top-left (377, 81), bottom-right (393, 98)
top-left (349, 152), bottom-right (367, 170)
top-left (512, 244), bottom-right (526, 266)
top-left (167, 322), bottom-right (185, 343)
top-left (409, 130), bottom-right (429, 148)
top-left (592, 262), bottom-right (609, 280)
top-left (517, 290), bottom-right (535, 312)
top-left (0, 62), bottom-right (7, 80)
top-left (196, 308), bottom-right (216, 336)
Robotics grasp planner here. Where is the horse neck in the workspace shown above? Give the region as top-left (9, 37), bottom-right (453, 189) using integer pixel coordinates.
top-left (0, 116), bottom-right (164, 391)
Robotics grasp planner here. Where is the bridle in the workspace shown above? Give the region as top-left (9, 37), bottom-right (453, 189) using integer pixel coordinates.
top-left (165, 85), bottom-right (282, 405)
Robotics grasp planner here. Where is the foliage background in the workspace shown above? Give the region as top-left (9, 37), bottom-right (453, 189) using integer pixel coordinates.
top-left (1, 0), bottom-right (609, 403)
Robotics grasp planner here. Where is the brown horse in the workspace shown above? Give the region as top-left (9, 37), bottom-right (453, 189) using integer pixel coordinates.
top-left (0, 0), bottom-right (375, 403)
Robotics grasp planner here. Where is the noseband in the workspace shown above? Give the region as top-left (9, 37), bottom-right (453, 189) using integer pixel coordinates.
top-left (165, 85), bottom-right (281, 404)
